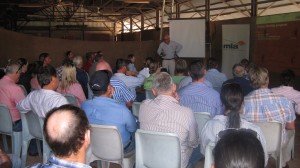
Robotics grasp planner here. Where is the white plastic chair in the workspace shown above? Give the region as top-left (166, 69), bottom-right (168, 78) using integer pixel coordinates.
top-left (145, 90), bottom-right (155, 99)
top-left (253, 122), bottom-right (284, 168)
top-left (132, 102), bottom-right (141, 118)
top-left (204, 142), bottom-right (215, 168)
top-left (20, 111), bottom-right (51, 167)
top-left (87, 125), bottom-right (135, 168)
top-left (0, 104), bottom-right (22, 157)
top-left (63, 94), bottom-right (77, 106)
top-left (194, 112), bottom-right (210, 140)
top-left (135, 129), bottom-right (181, 168)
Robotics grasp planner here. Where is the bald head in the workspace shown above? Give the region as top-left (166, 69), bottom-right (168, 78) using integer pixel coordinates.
top-left (44, 105), bottom-right (90, 157)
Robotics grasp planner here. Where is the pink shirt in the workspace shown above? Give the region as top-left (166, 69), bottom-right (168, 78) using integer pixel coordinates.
top-left (271, 86), bottom-right (300, 114)
top-left (0, 76), bottom-right (25, 122)
top-left (57, 82), bottom-right (86, 107)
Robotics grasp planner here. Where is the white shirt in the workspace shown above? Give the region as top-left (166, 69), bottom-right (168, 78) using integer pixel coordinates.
top-left (111, 68), bottom-right (149, 98)
top-left (17, 89), bottom-right (68, 118)
top-left (200, 115), bottom-right (268, 165)
top-left (157, 40), bottom-right (182, 59)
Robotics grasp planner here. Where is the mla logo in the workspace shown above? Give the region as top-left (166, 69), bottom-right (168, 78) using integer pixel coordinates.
top-left (223, 40), bottom-right (246, 49)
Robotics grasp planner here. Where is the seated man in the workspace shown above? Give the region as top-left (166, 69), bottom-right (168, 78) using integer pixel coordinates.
top-left (82, 70), bottom-right (137, 153)
top-left (243, 66), bottom-right (296, 168)
top-left (222, 63), bottom-right (253, 95)
top-left (139, 72), bottom-right (199, 168)
top-left (0, 63), bottom-right (25, 131)
top-left (111, 58), bottom-right (148, 99)
top-left (179, 62), bottom-right (222, 117)
top-left (204, 57), bottom-right (227, 93)
top-left (28, 105), bottom-right (91, 168)
top-left (96, 60), bottom-right (135, 108)
top-left (272, 69), bottom-right (300, 115)
top-left (17, 66), bottom-right (68, 118)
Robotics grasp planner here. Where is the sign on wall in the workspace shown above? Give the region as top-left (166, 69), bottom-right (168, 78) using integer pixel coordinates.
top-left (222, 24), bottom-right (250, 78)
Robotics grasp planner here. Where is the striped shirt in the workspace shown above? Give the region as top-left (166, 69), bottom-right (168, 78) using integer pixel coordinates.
top-left (110, 79), bottom-right (135, 104)
top-left (271, 86), bottom-right (300, 115)
top-left (139, 95), bottom-right (199, 168)
top-left (178, 82), bottom-right (223, 117)
top-left (243, 88), bottom-right (296, 123)
top-left (200, 115), bottom-right (268, 166)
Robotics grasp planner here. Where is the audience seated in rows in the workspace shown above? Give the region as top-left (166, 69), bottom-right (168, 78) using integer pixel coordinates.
top-left (82, 70), bottom-right (137, 153)
top-left (56, 51), bottom-right (75, 80)
top-left (127, 54), bottom-right (137, 72)
top-left (28, 105), bottom-right (91, 168)
top-left (57, 62), bottom-right (86, 107)
top-left (172, 59), bottom-right (188, 85)
top-left (243, 66), bottom-right (296, 168)
top-left (179, 61), bottom-right (222, 117)
top-left (213, 129), bottom-right (265, 168)
top-left (201, 83), bottom-right (268, 165)
top-left (222, 63), bottom-right (253, 95)
top-left (204, 57), bottom-right (227, 93)
top-left (139, 72), bottom-right (199, 168)
top-left (0, 63), bottom-right (25, 131)
top-left (17, 66), bottom-right (68, 118)
top-left (111, 58), bottom-right (149, 99)
top-left (272, 69), bottom-right (300, 114)
top-left (73, 56), bottom-right (89, 98)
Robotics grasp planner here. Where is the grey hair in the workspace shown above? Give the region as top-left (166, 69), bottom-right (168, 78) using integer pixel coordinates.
top-left (6, 63), bottom-right (20, 74)
top-left (153, 72), bottom-right (174, 95)
top-left (73, 56), bottom-right (83, 67)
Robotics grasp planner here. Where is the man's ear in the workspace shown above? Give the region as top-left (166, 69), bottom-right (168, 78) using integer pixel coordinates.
top-left (172, 84), bottom-right (177, 92)
top-left (152, 88), bottom-right (157, 96)
top-left (108, 84), bottom-right (114, 96)
top-left (84, 129), bottom-right (91, 148)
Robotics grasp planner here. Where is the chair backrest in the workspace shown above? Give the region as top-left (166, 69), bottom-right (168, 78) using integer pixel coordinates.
top-left (90, 125), bottom-right (123, 162)
top-left (18, 84), bottom-right (27, 96)
top-left (21, 111), bottom-right (43, 140)
top-left (0, 104), bottom-right (13, 134)
top-left (194, 112), bottom-right (210, 139)
top-left (136, 129), bottom-right (181, 168)
top-left (145, 90), bottom-right (155, 99)
top-left (253, 122), bottom-right (283, 153)
top-left (64, 94), bottom-right (77, 106)
top-left (132, 102), bottom-right (141, 118)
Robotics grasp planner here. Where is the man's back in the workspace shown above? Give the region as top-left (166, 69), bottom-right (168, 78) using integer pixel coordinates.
top-left (243, 88), bottom-right (296, 123)
top-left (205, 69), bottom-right (227, 93)
top-left (0, 76), bottom-right (25, 122)
top-left (223, 77), bottom-right (253, 95)
top-left (82, 97), bottom-right (137, 146)
top-left (179, 83), bottom-right (222, 117)
top-left (139, 95), bottom-right (198, 168)
top-left (17, 89), bottom-right (68, 118)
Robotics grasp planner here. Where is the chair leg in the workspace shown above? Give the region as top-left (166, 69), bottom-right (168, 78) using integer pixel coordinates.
top-left (96, 160), bottom-right (102, 168)
top-left (43, 141), bottom-right (51, 163)
top-left (36, 139), bottom-right (42, 157)
top-left (2, 134), bottom-right (8, 152)
top-left (21, 140), bottom-right (30, 168)
top-left (101, 161), bottom-right (110, 168)
top-left (12, 132), bottom-right (22, 157)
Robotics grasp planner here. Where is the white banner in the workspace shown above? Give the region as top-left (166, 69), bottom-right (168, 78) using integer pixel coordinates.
top-left (222, 24), bottom-right (250, 78)
top-left (170, 19), bottom-right (205, 58)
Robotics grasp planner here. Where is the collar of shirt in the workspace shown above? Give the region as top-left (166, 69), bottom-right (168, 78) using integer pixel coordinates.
top-left (3, 75), bottom-right (15, 83)
top-left (249, 88), bottom-right (271, 96)
top-left (113, 73), bottom-right (126, 77)
top-left (155, 95), bottom-right (179, 104)
top-left (190, 82), bottom-right (208, 87)
top-left (93, 96), bottom-right (117, 103)
top-left (277, 85), bottom-right (294, 91)
top-left (48, 156), bottom-right (91, 168)
top-left (207, 69), bottom-right (219, 73)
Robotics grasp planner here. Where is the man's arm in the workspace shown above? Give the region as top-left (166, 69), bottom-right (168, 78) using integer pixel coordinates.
top-left (16, 96), bottom-right (31, 113)
top-left (175, 41), bottom-right (183, 53)
top-left (124, 109), bottom-right (137, 133)
top-left (285, 100), bottom-right (296, 129)
top-left (286, 121), bottom-right (295, 130)
top-left (157, 43), bottom-right (163, 56)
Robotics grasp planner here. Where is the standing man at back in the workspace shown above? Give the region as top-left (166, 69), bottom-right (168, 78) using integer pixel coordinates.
top-left (157, 34), bottom-right (182, 75)
top-left (139, 72), bottom-right (199, 168)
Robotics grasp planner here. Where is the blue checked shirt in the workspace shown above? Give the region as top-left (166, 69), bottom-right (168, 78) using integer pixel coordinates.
top-left (178, 82), bottom-right (223, 117)
top-left (243, 88), bottom-right (296, 123)
top-left (111, 79), bottom-right (135, 104)
top-left (28, 156), bottom-right (91, 168)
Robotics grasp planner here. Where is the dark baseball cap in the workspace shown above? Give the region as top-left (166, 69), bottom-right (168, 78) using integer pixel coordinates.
top-left (89, 70), bottom-right (112, 94)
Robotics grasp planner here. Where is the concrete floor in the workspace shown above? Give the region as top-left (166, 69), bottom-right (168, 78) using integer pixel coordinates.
top-left (2, 117), bottom-right (300, 168)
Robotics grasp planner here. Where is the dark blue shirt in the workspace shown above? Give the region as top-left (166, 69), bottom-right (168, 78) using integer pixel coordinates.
top-left (222, 77), bottom-right (253, 96)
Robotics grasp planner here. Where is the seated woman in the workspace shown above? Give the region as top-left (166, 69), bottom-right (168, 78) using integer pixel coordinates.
top-left (200, 83), bottom-right (268, 165)
top-left (57, 62), bottom-right (86, 107)
top-left (172, 59), bottom-right (188, 85)
top-left (213, 129), bottom-right (265, 168)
